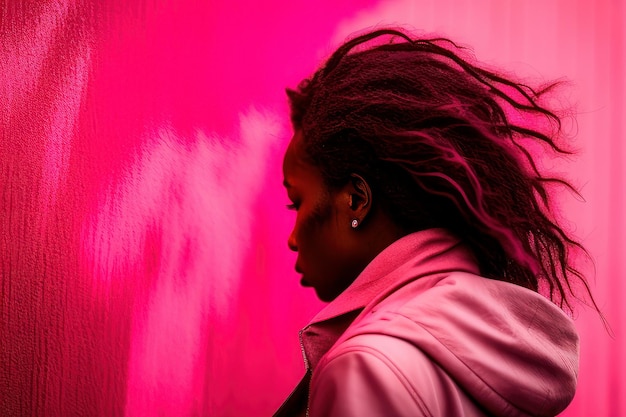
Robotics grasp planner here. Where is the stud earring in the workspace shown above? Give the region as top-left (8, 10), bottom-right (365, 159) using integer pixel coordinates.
top-left (351, 219), bottom-right (359, 228)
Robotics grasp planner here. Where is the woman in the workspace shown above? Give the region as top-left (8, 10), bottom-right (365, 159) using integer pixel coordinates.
top-left (275, 28), bottom-right (594, 417)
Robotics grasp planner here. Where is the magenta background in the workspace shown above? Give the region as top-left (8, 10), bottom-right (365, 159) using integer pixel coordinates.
top-left (1, 0), bottom-right (624, 416)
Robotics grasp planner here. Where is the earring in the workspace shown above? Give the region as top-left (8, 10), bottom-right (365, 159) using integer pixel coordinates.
top-left (351, 219), bottom-right (359, 229)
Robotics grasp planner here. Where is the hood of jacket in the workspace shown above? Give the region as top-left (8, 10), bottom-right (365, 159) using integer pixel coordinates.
top-left (301, 228), bottom-right (579, 416)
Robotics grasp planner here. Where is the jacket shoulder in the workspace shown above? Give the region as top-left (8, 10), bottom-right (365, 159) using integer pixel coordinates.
top-left (310, 333), bottom-right (486, 417)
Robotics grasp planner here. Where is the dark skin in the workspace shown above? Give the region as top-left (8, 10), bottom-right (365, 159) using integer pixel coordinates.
top-left (282, 131), bottom-right (408, 302)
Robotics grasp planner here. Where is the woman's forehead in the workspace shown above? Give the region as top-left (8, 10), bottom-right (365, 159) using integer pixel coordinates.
top-left (283, 132), bottom-right (306, 172)
top-left (283, 133), bottom-right (324, 188)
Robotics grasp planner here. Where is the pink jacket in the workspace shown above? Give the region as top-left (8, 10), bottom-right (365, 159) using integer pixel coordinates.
top-left (274, 229), bottom-right (579, 417)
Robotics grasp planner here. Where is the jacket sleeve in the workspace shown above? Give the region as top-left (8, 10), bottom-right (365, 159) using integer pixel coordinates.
top-left (308, 342), bottom-right (434, 417)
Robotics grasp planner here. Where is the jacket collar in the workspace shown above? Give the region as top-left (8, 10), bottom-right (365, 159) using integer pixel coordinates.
top-left (309, 228), bottom-right (478, 324)
top-left (301, 228), bottom-right (479, 370)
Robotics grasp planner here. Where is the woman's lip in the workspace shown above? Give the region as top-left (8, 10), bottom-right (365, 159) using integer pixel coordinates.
top-left (295, 265), bottom-right (309, 286)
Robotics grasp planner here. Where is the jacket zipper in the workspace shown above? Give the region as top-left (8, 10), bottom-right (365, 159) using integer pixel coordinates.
top-left (299, 327), bottom-right (311, 417)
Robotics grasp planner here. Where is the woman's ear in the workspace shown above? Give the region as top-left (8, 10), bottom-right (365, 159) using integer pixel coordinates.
top-left (346, 173), bottom-right (372, 223)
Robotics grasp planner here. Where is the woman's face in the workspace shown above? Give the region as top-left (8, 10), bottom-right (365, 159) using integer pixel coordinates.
top-left (282, 133), bottom-right (362, 302)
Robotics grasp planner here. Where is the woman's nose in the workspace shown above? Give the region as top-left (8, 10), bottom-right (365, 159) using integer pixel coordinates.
top-left (287, 231), bottom-right (297, 252)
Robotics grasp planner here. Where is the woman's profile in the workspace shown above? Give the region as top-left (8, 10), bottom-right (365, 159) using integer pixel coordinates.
top-left (275, 28), bottom-right (595, 417)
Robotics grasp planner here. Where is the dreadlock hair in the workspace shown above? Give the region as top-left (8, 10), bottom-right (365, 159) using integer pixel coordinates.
top-left (286, 28), bottom-right (596, 312)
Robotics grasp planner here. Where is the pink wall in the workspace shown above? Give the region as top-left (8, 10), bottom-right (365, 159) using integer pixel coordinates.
top-left (1, 0), bottom-right (623, 416)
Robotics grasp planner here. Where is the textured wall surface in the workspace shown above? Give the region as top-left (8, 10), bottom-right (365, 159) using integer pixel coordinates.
top-left (1, 1), bottom-right (623, 416)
